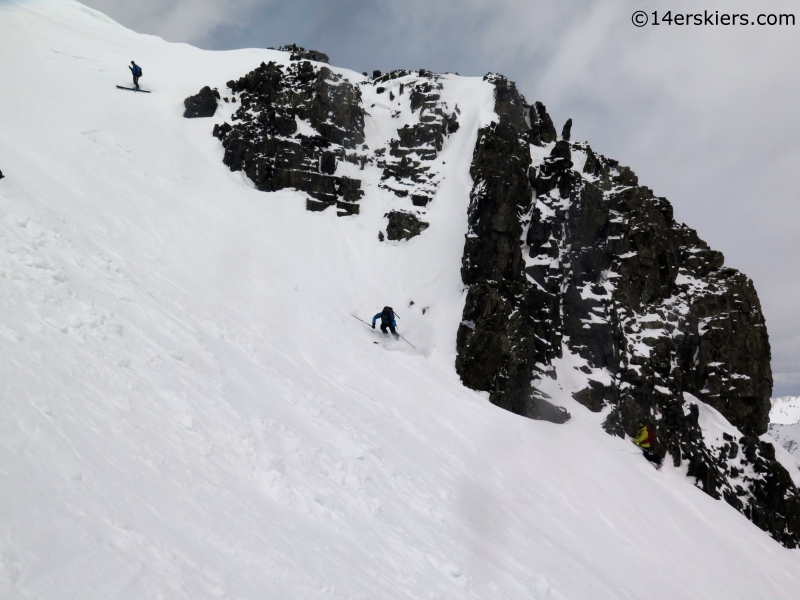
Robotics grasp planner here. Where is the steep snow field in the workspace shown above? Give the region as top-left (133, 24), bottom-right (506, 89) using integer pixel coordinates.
top-left (770, 397), bottom-right (800, 460)
top-left (2, 1), bottom-right (800, 598)
top-left (770, 396), bottom-right (800, 425)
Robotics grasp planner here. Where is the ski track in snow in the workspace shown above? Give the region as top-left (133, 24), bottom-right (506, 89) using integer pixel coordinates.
top-left (1, 1), bottom-right (800, 598)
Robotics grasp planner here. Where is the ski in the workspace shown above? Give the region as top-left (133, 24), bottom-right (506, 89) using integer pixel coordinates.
top-left (116, 85), bottom-right (151, 93)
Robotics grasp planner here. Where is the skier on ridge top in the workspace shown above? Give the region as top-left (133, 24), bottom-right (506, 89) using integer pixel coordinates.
top-left (372, 306), bottom-right (399, 338)
top-left (129, 60), bottom-right (142, 90)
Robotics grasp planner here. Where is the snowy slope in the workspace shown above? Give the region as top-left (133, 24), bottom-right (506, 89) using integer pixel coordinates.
top-left (1, 1), bottom-right (800, 599)
top-left (769, 397), bottom-right (800, 460)
top-left (770, 396), bottom-right (800, 425)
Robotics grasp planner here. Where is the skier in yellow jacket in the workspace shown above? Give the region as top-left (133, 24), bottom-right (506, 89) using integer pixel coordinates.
top-left (633, 422), bottom-right (663, 469)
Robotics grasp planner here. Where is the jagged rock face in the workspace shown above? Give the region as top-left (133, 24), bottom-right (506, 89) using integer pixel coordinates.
top-left (384, 210), bottom-right (429, 241)
top-left (223, 59), bottom-right (365, 148)
top-left (184, 86), bottom-right (219, 118)
top-left (456, 73), bottom-right (798, 546)
top-left (456, 75), bottom-right (566, 423)
top-left (456, 119), bottom-right (534, 404)
top-left (486, 75), bottom-right (528, 134)
top-left (209, 61), bottom-right (459, 225)
top-left (528, 101), bottom-right (557, 146)
top-left (212, 60), bottom-right (365, 215)
top-left (543, 143), bottom-right (773, 438)
top-left (561, 118), bottom-right (572, 142)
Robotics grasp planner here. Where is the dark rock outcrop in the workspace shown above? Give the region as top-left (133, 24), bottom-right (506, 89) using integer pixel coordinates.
top-left (456, 73), bottom-right (797, 547)
top-left (183, 86), bottom-right (219, 118)
top-left (278, 44), bottom-right (329, 64)
top-left (528, 101), bottom-right (558, 146)
top-left (212, 60), bottom-right (366, 212)
top-left (456, 111), bottom-right (565, 421)
top-left (0, 169), bottom-right (4, 179)
top-left (561, 118), bottom-right (572, 141)
top-left (385, 211), bottom-right (429, 241)
top-left (210, 63), bottom-right (461, 225)
top-left (484, 73), bottom-right (528, 133)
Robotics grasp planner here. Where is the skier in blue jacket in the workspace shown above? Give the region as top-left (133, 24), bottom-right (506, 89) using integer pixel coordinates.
top-left (129, 61), bottom-right (142, 90)
top-left (372, 306), bottom-right (398, 336)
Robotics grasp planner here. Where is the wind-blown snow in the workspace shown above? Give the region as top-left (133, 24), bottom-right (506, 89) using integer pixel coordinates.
top-left (1, 1), bottom-right (800, 598)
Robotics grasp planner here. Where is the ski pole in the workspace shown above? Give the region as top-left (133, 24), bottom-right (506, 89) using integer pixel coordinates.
top-left (352, 315), bottom-right (372, 327)
top-left (398, 334), bottom-right (416, 349)
top-left (353, 315), bottom-right (416, 349)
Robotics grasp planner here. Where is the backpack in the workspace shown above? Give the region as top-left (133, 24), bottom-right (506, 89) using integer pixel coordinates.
top-left (646, 428), bottom-right (655, 446)
top-left (381, 306), bottom-right (394, 323)
top-left (135, 65), bottom-right (143, 77)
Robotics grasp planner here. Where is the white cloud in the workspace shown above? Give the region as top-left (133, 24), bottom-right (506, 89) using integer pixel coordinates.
top-left (84, 0), bottom-right (259, 42)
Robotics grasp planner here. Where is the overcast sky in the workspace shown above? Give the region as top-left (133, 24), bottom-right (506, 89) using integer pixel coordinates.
top-left (83, 0), bottom-right (800, 396)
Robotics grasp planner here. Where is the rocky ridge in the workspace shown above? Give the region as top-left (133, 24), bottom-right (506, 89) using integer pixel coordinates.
top-left (456, 73), bottom-right (799, 546)
top-left (209, 58), bottom-right (366, 215)
top-left (200, 59), bottom-right (459, 228)
top-left (191, 53), bottom-right (799, 547)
